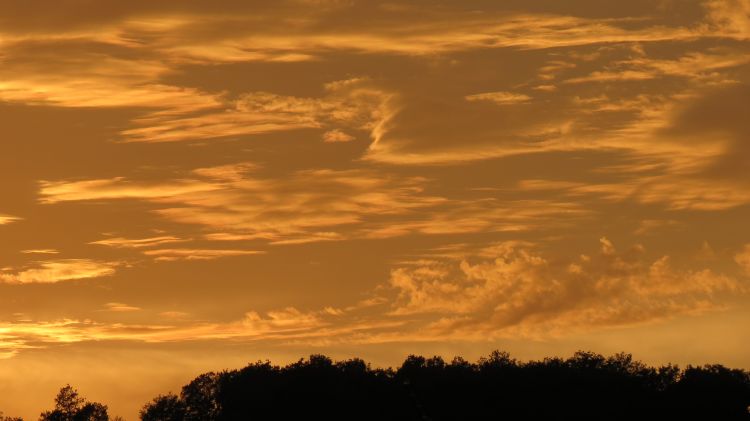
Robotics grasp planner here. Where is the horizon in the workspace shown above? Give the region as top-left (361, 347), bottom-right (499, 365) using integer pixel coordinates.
top-left (5, 349), bottom-right (750, 421)
top-left (1, 0), bottom-right (749, 419)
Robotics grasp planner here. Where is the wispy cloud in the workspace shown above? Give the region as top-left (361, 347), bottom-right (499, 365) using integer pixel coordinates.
top-left (142, 248), bottom-right (265, 262)
top-left (0, 260), bottom-right (118, 284)
top-left (103, 302), bottom-right (142, 312)
top-left (464, 91), bottom-right (532, 105)
top-left (39, 166), bottom-right (590, 246)
top-left (20, 249), bottom-right (59, 255)
top-left (0, 214), bottom-right (21, 225)
top-left (90, 236), bottom-right (187, 249)
top-left (39, 167), bottom-right (447, 244)
top-left (39, 178), bottom-right (220, 204)
top-left (0, 306), bottom-right (395, 358)
top-left (120, 78), bottom-right (392, 144)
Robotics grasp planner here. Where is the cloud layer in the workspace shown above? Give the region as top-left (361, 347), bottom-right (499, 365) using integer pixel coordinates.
top-left (0, 5), bottom-right (749, 419)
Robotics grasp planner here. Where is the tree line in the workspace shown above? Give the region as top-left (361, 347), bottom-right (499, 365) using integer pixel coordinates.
top-left (4, 350), bottom-right (750, 420)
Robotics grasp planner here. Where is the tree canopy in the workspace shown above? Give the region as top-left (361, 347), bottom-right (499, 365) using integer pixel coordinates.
top-left (139, 350), bottom-right (750, 420)
top-left (37, 384), bottom-right (117, 421)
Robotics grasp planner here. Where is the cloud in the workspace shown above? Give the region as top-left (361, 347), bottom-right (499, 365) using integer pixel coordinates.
top-left (39, 167), bottom-right (449, 244)
top-left (0, 318), bottom-right (175, 359)
top-left (39, 162), bottom-right (594, 248)
top-left (90, 236), bottom-right (187, 248)
top-left (192, 162), bottom-right (259, 181)
top-left (0, 305), bottom-right (389, 358)
top-left (39, 177), bottom-right (220, 204)
top-left (508, 81), bottom-right (750, 212)
top-left (705, 0), bottom-right (750, 39)
top-left (464, 91), bottom-right (532, 104)
top-left (362, 91), bottom-right (568, 164)
top-left (0, 260), bottom-right (118, 284)
top-left (0, 1), bottom-right (715, 58)
top-left (735, 244), bottom-right (750, 275)
top-left (20, 249), bottom-right (59, 255)
top-left (383, 239), bottom-right (745, 339)
top-left (550, 83), bottom-right (750, 211)
top-left (0, 0), bottom-right (730, 158)
top-left (322, 129), bottom-right (355, 143)
top-left (119, 79), bottom-right (392, 143)
top-left (142, 248), bottom-right (265, 262)
top-left (0, 235), bottom-right (746, 358)
top-left (361, 199), bottom-right (588, 239)
top-left (1, 0), bottom-right (750, 366)
top-left (0, 0), bottom-right (741, 169)
top-left (270, 232), bottom-right (344, 245)
top-left (565, 176), bottom-right (750, 211)
top-left (0, 214), bottom-right (21, 225)
top-left (564, 50), bottom-right (750, 84)
top-left (103, 302), bottom-right (141, 312)
top-left (634, 219), bottom-right (679, 236)
top-left (364, 52), bottom-right (748, 166)
top-left (158, 311), bottom-right (190, 319)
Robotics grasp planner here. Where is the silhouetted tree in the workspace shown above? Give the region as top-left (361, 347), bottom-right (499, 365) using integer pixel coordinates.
top-left (73, 403), bottom-right (108, 421)
top-left (38, 385), bottom-right (109, 421)
top-left (669, 364), bottom-right (750, 419)
top-left (181, 372), bottom-right (221, 420)
top-left (138, 351), bottom-right (750, 421)
top-left (139, 394), bottom-right (186, 421)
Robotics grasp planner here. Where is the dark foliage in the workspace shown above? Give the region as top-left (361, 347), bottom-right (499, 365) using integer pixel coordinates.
top-left (1, 411), bottom-right (24, 421)
top-left (139, 394), bottom-right (185, 421)
top-left (38, 385), bottom-right (111, 421)
top-left (139, 350), bottom-right (750, 420)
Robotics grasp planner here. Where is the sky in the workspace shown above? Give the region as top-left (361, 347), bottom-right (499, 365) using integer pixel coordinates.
top-left (1, 0), bottom-right (749, 418)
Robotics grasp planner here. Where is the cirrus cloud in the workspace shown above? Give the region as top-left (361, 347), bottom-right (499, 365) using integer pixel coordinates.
top-left (0, 259), bottom-right (118, 285)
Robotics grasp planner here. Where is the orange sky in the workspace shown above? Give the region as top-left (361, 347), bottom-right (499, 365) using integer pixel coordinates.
top-left (1, 0), bottom-right (749, 418)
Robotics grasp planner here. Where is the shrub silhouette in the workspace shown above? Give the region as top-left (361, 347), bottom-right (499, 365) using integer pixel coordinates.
top-left (138, 350), bottom-right (750, 420)
top-left (1, 411), bottom-right (24, 421)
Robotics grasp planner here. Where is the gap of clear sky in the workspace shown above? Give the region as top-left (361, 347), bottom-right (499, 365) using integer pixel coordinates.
top-left (0, 0), bottom-right (749, 418)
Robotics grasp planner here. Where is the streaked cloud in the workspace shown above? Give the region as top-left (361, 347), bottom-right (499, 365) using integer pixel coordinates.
top-left (465, 91), bottom-right (532, 105)
top-left (158, 311), bottom-right (190, 320)
top-left (0, 306), bottom-right (393, 357)
top-left (270, 232), bottom-right (344, 245)
top-left (0, 260), bottom-right (117, 284)
top-left (90, 236), bottom-right (187, 249)
top-left (120, 78), bottom-right (392, 144)
top-left (192, 162), bottom-right (259, 182)
top-left (39, 166), bottom-right (589, 245)
top-left (103, 302), bottom-right (142, 312)
top-left (0, 214), bottom-right (21, 225)
top-left (39, 177), bottom-right (220, 204)
top-left (39, 168), bottom-right (446, 244)
top-left (633, 220), bottom-right (679, 236)
top-left (563, 50), bottom-right (750, 84)
top-left (20, 249), bottom-right (59, 255)
top-left (142, 248), bottom-right (265, 262)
